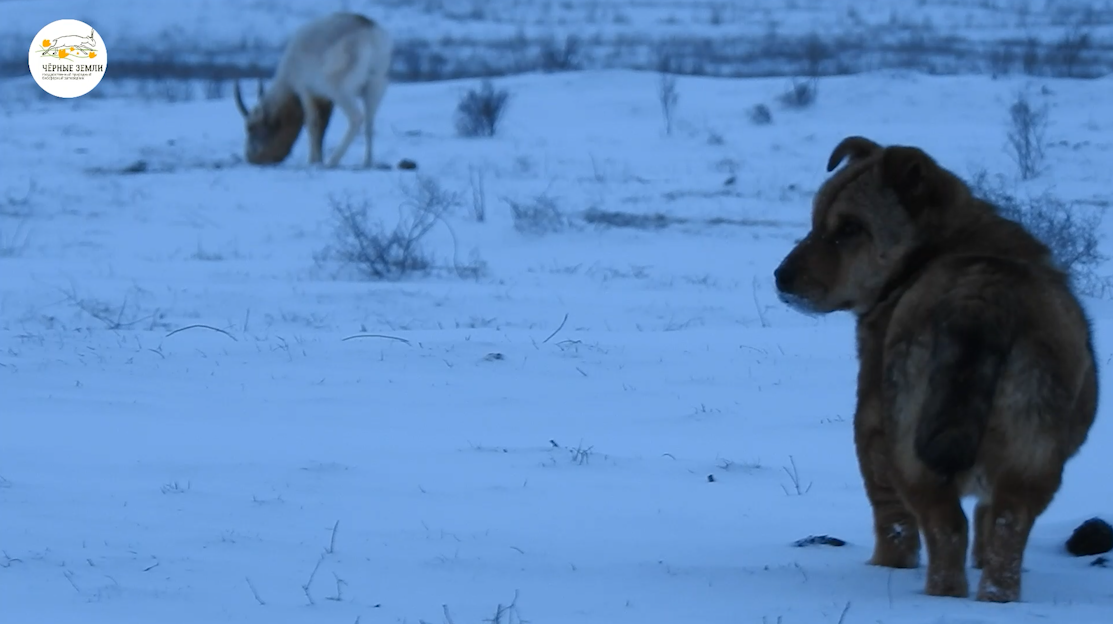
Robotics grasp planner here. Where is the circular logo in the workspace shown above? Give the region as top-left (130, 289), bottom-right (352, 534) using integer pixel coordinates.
top-left (28, 19), bottom-right (107, 98)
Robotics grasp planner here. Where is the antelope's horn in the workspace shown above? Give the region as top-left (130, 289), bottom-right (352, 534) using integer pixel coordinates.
top-left (233, 80), bottom-right (249, 118)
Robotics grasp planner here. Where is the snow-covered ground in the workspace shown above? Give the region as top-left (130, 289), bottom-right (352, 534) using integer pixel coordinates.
top-left (2, 65), bottom-right (1113, 623)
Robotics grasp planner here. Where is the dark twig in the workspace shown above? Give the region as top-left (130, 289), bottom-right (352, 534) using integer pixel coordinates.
top-left (165, 324), bottom-right (238, 341)
top-left (327, 520), bottom-right (339, 554)
top-left (542, 313), bottom-right (569, 343)
top-left (327, 572), bottom-right (346, 602)
top-left (752, 277), bottom-right (769, 328)
top-left (342, 333), bottom-right (412, 346)
top-left (63, 570), bottom-right (81, 593)
top-left (245, 576), bottom-right (265, 605)
top-left (302, 554), bottom-right (325, 605)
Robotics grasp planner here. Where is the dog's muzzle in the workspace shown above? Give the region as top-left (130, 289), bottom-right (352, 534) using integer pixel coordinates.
top-left (774, 258), bottom-right (824, 315)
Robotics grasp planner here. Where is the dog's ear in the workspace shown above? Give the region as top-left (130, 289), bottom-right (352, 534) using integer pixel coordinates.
top-left (881, 146), bottom-right (953, 215)
top-left (881, 146), bottom-right (926, 194)
top-left (826, 136), bottom-right (882, 172)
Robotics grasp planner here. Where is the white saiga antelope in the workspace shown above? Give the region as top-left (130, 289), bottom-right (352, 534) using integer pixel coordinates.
top-left (233, 12), bottom-right (393, 168)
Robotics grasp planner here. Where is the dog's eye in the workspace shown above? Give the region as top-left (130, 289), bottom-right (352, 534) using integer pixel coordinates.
top-left (833, 218), bottom-right (865, 242)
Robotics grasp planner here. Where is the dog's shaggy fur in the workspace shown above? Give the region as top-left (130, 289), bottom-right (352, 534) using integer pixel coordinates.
top-left (774, 136), bottom-right (1099, 602)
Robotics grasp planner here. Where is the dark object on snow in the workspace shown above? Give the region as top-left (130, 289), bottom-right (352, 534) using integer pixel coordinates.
top-left (1091, 556), bottom-right (1109, 567)
top-left (397, 158), bottom-right (418, 170)
top-left (122, 159), bottom-right (149, 174)
top-left (793, 535), bottom-right (846, 548)
top-left (707, 474), bottom-right (715, 483)
top-left (1066, 518), bottom-right (1113, 556)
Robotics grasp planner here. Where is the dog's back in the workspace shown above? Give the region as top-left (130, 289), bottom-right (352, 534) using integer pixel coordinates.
top-left (885, 214), bottom-right (1097, 489)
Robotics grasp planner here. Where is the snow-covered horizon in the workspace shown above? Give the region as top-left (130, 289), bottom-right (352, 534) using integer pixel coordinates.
top-left (2, 0), bottom-right (1111, 81)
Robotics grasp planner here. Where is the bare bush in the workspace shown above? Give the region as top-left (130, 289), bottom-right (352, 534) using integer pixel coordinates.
top-left (505, 194), bottom-right (569, 235)
top-left (748, 103), bottom-right (773, 125)
top-left (2, 179), bottom-right (38, 218)
top-left (59, 285), bottom-right (168, 330)
top-left (1005, 90), bottom-right (1049, 181)
top-left (0, 219), bottom-right (31, 257)
top-left (778, 77), bottom-right (818, 109)
top-left (455, 80), bottom-right (510, 137)
top-left (968, 171), bottom-right (1108, 296)
top-left (1021, 37), bottom-right (1041, 75)
top-left (319, 197), bottom-right (434, 280)
top-left (584, 207), bottom-right (672, 230)
top-left (987, 44), bottom-right (1015, 77)
top-left (203, 78), bottom-right (224, 100)
top-left (1049, 25), bottom-right (1093, 77)
top-left (138, 79), bottom-right (195, 103)
top-left (709, 4), bottom-right (726, 25)
top-left (316, 178), bottom-right (486, 281)
top-left (658, 71), bottom-right (679, 136)
top-left (539, 34), bottom-right (582, 71)
top-left (402, 174), bottom-right (462, 218)
top-left (317, 177), bottom-right (456, 281)
top-left (801, 32), bottom-right (831, 76)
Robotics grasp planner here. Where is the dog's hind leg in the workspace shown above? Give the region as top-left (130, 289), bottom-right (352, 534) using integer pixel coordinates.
top-left (856, 397), bottom-right (921, 568)
top-left (909, 293), bottom-right (1017, 598)
top-left (971, 500), bottom-right (992, 569)
top-left (904, 482), bottom-right (970, 598)
top-left (976, 475), bottom-right (1058, 602)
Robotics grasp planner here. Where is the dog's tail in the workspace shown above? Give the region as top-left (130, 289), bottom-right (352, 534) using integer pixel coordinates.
top-left (915, 302), bottom-right (1015, 478)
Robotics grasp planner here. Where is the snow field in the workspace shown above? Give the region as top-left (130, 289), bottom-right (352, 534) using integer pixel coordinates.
top-left (2, 68), bottom-right (1112, 623)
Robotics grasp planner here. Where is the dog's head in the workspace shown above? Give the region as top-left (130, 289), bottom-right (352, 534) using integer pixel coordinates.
top-left (773, 136), bottom-right (966, 316)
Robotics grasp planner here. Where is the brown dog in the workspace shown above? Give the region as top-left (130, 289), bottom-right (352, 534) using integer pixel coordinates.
top-left (774, 136), bottom-right (1099, 602)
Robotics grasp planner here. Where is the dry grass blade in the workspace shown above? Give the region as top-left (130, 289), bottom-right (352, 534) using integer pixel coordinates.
top-left (165, 324), bottom-right (238, 341)
top-left (342, 333), bottom-right (412, 346)
top-left (542, 313), bottom-right (569, 343)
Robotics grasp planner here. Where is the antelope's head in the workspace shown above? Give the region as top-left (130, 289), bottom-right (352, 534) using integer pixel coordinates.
top-left (233, 80), bottom-right (305, 165)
